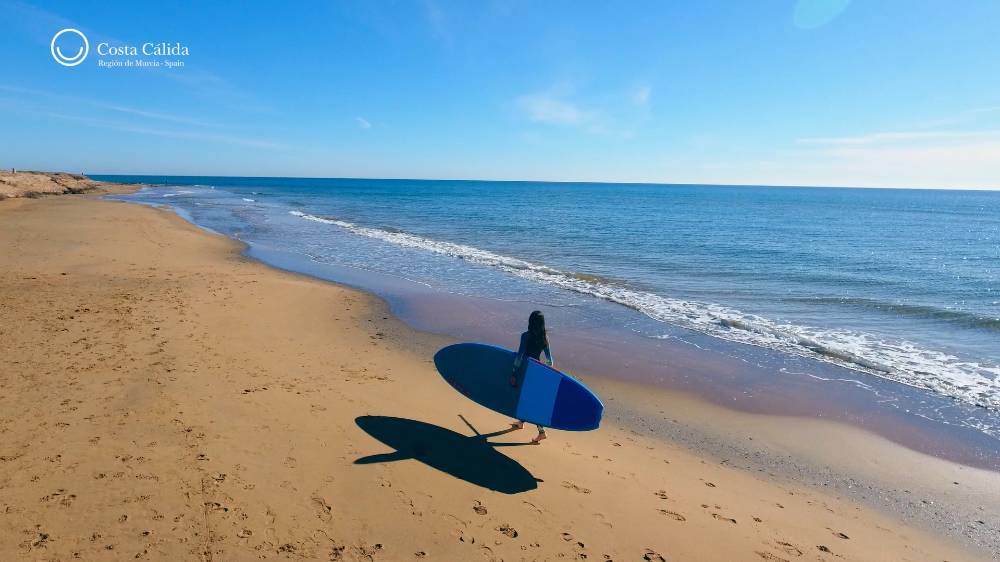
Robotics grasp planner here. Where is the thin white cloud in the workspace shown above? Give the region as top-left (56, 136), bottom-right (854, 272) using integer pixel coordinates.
top-left (30, 109), bottom-right (285, 150)
top-left (798, 130), bottom-right (1000, 146)
top-left (516, 93), bottom-right (587, 125)
top-left (811, 140), bottom-right (1000, 174)
top-left (0, 85), bottom-right (282, 149)
top-left (97, 103), bottom-right (220, 128)
top-left (423, 0), bottom-right (451, 43)
top-left (356, 116), bottom-right (372, 129)
top-left (768, 126), bottom-right (1000, 189)
top-left (515, 87), bottom-right (646, 140)
top-left (116, 124), bottom-right (284, 149)
top-left (631, 85), bottom-right (651, 107)
top-left (969, 105), bottom-right (1000, 115)
top-left (656, 113), bottom-right (1000, 189)
top-left (793, 0), bottom-right (852, 29)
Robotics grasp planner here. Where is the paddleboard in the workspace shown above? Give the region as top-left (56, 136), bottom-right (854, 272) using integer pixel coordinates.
top-left (433, 342), bottom-right (603, 431)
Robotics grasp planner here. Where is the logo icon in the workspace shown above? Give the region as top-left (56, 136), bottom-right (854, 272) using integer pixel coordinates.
top-left (51, 28), bottom-right (89, 67)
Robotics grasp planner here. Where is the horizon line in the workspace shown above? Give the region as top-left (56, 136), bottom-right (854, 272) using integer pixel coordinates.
top-left (76, 171), bottom-right (1000, 193)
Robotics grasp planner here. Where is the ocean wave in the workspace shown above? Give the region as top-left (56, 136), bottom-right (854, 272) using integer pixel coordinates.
top-left (242, 198), bottom-right (256, 203)
top-left (787, 296), bottom-right (1000, 331)
top-left (162, 190), bottom-right (195, 198)
top-left (288, 210), bottom-right (1000, 411)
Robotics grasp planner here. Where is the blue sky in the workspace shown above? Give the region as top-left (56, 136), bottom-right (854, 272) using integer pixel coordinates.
top-left (1, 0), bottom-right (998, 189)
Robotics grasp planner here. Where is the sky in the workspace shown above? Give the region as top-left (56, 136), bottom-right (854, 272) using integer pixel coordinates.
top-left (1, 0), bottom-right (999, 189)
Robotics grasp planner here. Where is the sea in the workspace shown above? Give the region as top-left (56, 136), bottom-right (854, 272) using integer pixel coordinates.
top-left (99, 176), bottom-right (1000, 466)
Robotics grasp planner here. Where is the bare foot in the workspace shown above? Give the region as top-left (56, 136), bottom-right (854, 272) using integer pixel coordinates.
top-left (510, 421), bottom-right (524, 430)
top-left (531, 431), bottom-right (547, 444)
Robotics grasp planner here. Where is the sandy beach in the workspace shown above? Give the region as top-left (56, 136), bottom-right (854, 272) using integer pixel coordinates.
top-left (0, 186), bottom-right (992, 561)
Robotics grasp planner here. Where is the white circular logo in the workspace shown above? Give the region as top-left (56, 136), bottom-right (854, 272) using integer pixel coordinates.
top-left (51, 28), bottom-right (89, 67)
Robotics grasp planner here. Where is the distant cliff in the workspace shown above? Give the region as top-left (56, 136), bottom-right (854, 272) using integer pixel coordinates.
top-left (0, 171), bottom-right (139, 199)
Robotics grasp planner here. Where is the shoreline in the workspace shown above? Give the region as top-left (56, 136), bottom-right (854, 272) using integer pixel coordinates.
top-left (138, 186), bottom-right (1000, 555)
top-left (113, 182), bottom-right (1000, 555)
top-left (109, 179), bottom-right (1000, 473)
top-left (241, 239), bottom-right (1000, 467)
top-left (0, 192), bottom-right (995, 561)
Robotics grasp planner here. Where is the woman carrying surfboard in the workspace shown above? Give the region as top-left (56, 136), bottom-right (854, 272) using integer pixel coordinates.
top-left (510, 310), bottom-right (553, 444)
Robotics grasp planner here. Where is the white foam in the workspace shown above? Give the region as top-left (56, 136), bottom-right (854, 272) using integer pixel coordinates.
top-left (162, 189), bottom-right (195, 198)
top-left (288, 210), bottom-right (1000, 412)
top-left (242, 198), bottom-right (255, 203)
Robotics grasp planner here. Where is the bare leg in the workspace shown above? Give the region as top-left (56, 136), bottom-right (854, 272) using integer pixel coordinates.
top-left (531, 426), bottom-right (547, 444)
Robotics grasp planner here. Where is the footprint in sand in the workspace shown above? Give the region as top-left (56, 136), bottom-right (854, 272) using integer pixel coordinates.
top-left (521, 500), bottom-right (543, 515)
top-left (592, 512), bottom-right (613, 528)
top-left (643, 550), bottom-right (666, 562)
top-left (658, 509), bottom-right (686, 522)
top-left (562, 532), bottom-right (574, 542)
top-left (562, 481), bottom-right (592, 494)
top-left (654, 490), bottom-right (669, 500)
top-left (497, 524), bottom-right (518, 538)
top-left (775, 541), bottom-right (802, 556)
top-left (311, 496), bottom-right (332, 522)
top-left (711, 513), bottom-right (737, 524)
top-left (827, 529), bottom-right (850, 540)
top-left (755, 552), bottom-right (790, 562)
top-left (357, 543), bottom-right (383, 558)
top-left (29, 532), bottom-right (50, 549)
top-left (473, 501), bottom-right (488, 516)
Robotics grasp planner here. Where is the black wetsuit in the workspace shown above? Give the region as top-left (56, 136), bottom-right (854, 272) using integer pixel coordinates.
top-left (513, 331), bottom-right (553, 373)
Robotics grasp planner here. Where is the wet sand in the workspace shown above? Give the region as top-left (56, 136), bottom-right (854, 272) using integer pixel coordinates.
top-left (0, 192), bottom-right (993, 561)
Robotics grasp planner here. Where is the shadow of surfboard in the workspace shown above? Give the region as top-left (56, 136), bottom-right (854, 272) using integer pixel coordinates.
top-left (354, 415), bottom-right (539, 494)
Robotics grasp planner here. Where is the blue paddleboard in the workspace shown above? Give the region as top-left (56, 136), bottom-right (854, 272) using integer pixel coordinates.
top-left (433, 343), bottom-right (603, 431)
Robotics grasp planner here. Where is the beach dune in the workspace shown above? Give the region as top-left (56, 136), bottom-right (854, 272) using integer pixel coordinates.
top-left (0, 190), bottom-right (986, 561)
top-left (0, 171), bottom-right (124, 199)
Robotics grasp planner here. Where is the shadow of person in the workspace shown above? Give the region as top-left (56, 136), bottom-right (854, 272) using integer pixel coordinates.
top-left (354, 415), bottom-right (539, 494)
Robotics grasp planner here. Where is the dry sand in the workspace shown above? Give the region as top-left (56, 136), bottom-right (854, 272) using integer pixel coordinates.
top-left (0, 191), bottom-right (989, 561)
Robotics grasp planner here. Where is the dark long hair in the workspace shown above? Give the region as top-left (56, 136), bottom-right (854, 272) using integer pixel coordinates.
top-left (527, 310), bottom-right (548, 348)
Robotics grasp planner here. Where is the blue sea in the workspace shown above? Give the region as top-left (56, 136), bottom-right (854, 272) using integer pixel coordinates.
top-left (100, 176), bottom-right (1000, 458)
